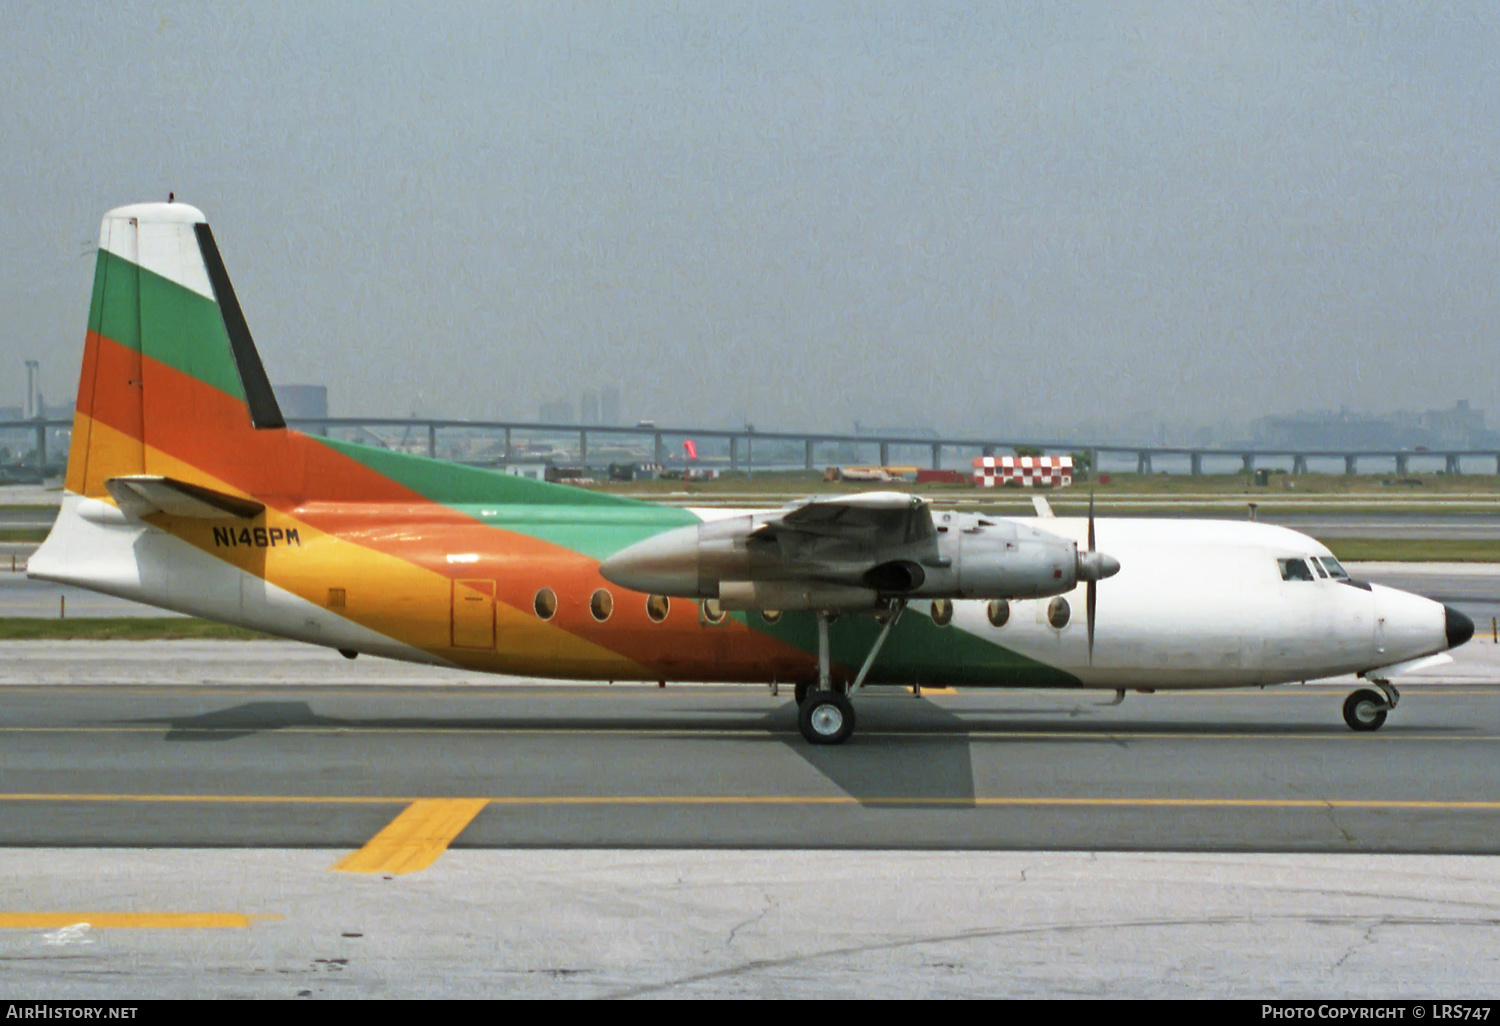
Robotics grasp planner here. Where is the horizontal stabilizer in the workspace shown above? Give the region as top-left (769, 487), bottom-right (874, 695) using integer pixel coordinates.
top-left (105, 475), bottom-right (265, 521)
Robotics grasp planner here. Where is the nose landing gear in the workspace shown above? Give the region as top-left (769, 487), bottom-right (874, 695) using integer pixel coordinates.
top-left (1343, 682), bottom-right (1399, 732)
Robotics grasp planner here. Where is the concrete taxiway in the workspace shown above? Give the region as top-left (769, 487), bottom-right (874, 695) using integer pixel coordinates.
top-left (3, 849), bottom-right (1498, 998)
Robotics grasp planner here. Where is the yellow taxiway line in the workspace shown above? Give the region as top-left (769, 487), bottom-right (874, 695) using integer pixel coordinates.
top-left (1, 792), bottom-right (1499, 811)
top-left (330, 798), bottom-right (489, 875)
top-left (0, 912), bottom-right (265, 929)
top-left (3, 792), bottom-right (1494, 876)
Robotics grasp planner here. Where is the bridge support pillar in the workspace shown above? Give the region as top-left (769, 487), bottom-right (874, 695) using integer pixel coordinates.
top-left (1292, 454), bottom-right (1308, 475)
top-left (1137, 450), bottom-right (1152, 474)
top-left (504, 427), bottom-right (512, 462)
top-left (930, 443), bottom-right (942, 470)
top-left (729, 436), bottom-right (739, 472)
top-left (879, 441), bottom-right (890, 466)
top-left (1395, 453), bottom-right (1408, 475)
top-left (1344, 454), bottom-right (1358, 476)
top-left (1190, 453), bottom-right (1203, 475)
top-left (1241, 453), bottom-right (1254, 475)
top-left (654, 432), bottom-right (665, 466)
top-left (579, 429), bottom-right (588, 467)
top-left (981, 445), bottom-right (995, 458)
top-left (1446, 453), bottom-right (1462, 475)
top-left (34, 418), bottom-right (46, 475)
top-left (427, 423), bottom-right (437, 460)
top-left (805, 438), bottom-right (815, 471)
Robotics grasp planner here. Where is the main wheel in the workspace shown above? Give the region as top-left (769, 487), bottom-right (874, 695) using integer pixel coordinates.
top-left (798, 690), bottom-right (856, 745)
top-left (1343, 688), bottom-right (1388, 732)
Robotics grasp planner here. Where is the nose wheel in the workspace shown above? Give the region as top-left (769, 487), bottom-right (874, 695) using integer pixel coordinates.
top-left (1343, 683), bottom-right (1398, 732)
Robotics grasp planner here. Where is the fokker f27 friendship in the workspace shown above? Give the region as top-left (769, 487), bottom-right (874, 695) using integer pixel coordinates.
top-left (31, 202), bottom-right (1475, 744)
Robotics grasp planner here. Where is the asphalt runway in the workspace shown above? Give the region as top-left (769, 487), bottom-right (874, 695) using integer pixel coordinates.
top-left (3, 643), bottom-right (1499, 996)
top-left (3, 674), bottom-right (1498, 853)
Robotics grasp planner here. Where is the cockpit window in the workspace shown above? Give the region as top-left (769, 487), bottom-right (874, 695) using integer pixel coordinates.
top-left (1278, 558), bottom-right (1315, 582)
top-left (1311, 558), bottom-right (1327, 578)
top-left (1316, 556), bottom-right (1350, 579)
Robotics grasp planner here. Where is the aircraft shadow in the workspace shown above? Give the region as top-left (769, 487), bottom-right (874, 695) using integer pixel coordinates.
top-left (108, 697), bottom-right (981, 807)
top-left (772, 699), bottom-right (978, 807)
top-left (107, 699), bottom-right (1470, 808)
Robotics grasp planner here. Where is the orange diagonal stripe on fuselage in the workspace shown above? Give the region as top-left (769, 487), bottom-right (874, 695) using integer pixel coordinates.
top-left (71, 333), bottom-right (819, 679)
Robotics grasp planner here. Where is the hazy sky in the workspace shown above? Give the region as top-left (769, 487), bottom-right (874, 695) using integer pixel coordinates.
top-left (4, 2), bottom-right (1499, 435)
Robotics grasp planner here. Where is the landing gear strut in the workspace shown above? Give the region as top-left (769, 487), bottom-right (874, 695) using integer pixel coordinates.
top-left (794, 604), bottom-right (904, 745)
top-left (1343, 682), bottom-right (1399, 732)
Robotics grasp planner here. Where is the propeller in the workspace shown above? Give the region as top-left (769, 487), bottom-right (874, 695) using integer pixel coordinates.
top-left (1076, 491), bottom-right (1121, 665)
top-left (1087, 491), bottom-right (1097, 662)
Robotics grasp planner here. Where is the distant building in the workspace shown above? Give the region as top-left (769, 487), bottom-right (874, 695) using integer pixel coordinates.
top-left (601, 386), bottom-right (621, 426)
top-left (579, 390), bottom-right (600, 425)
top-left (539, 399), bottom-right (573, 424)
top-left (273, 385), bottom-right (328, 421)
top-left (501, 461), bottom-right (549, 481)
top-left (273, 384), bottom-right (329, 436)
top-left (1253, 401), bottom-right (1495, 451)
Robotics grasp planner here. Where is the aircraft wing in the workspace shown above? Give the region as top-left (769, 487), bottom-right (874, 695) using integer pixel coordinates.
top-left (105, 475), bottom-right (265, 521)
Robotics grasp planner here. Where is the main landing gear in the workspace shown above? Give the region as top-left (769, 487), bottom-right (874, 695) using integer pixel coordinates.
top-left (1343, 682), bottom-right (1399, 732)
top-left (794, 603), bottom-right (904, 745)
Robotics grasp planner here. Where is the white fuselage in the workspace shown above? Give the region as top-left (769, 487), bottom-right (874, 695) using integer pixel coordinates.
top-left (951, 517), bottom-right (1448, 689)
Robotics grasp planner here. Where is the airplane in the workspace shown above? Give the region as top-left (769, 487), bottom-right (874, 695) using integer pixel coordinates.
top-left (29, 201), bottom-right (1475, 745)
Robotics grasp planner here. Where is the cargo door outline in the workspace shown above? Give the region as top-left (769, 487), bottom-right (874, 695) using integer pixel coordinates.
top-left (451, 579), bottom-right (496, 649)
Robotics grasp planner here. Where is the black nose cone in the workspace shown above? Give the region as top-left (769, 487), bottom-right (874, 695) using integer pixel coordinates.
top-left (1445, 605), bottom-right (1475, 649)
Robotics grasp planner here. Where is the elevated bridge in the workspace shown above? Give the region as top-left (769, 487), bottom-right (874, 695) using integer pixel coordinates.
top-left (4, 416), bottom-right (1498, 478)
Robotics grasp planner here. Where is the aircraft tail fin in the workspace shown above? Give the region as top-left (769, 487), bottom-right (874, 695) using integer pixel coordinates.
top-left (65, 202), bottom-right (286, 500)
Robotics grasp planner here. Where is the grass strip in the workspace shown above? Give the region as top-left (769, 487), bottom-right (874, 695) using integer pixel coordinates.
top-left (1320, 538), bottom-right (1500, 563)
top-left (0, 529), bottom-right (47, 543)
top-left (0, 618), bottom-right (272, 641)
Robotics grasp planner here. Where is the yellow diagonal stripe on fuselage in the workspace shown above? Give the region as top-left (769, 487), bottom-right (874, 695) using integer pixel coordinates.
top-left (69, 415), bottom-right (650, 678)
top-left (332, 798), bottom-right (489, 875)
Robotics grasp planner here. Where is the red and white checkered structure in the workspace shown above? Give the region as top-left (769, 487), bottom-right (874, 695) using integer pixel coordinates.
top-left (972, 455), bottom-right (1073, 488)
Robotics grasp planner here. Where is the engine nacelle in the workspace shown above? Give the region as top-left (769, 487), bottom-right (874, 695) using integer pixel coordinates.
top-left (896, 514), bottom-right (1081, 600)
top-left (599, 508), bottom-right (1107, 610)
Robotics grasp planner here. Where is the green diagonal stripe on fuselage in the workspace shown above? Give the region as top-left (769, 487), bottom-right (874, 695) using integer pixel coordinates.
top-left (738, 608), bottom-right (1083, 688)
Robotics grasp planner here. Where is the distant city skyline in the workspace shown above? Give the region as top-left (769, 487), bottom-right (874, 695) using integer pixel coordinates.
top-left (7, 3), bottom-right (1499, 440)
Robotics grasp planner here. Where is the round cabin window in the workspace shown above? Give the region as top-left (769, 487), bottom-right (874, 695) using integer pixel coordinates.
top-left (646, 594), bottom-right (670, 623)
top-left (701, 598), bottom-right (727, 624)
top-left (760, 609), bottom-right (782, 625)
top-left (534, 588), bottom-right (558, 621)
top-left (930, 598), bottom-right (953, 627)
top-left (987, 599), bottom-right (1010, 628)
top-left (1047, 596), bottom-right (1071, 629)
top-left (590, 588), bottom-right (614, 622)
